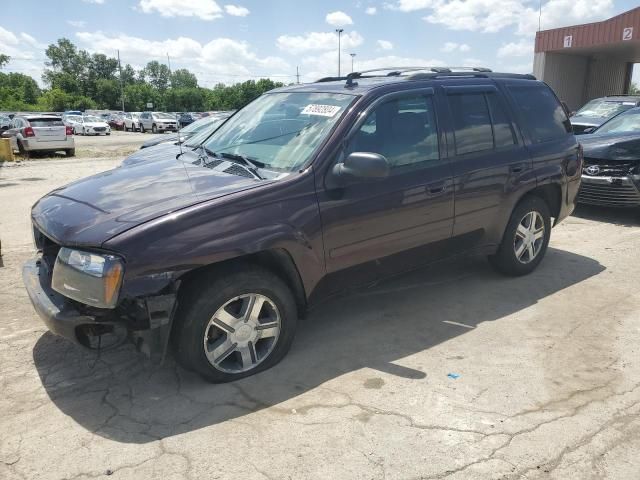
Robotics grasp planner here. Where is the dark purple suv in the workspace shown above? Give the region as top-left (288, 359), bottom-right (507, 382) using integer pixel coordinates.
top-left (23, 67), bottom-right (582, 382)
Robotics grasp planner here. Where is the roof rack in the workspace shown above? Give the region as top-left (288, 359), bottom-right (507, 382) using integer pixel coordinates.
top-left (315, 66), bottom-right (535, 88)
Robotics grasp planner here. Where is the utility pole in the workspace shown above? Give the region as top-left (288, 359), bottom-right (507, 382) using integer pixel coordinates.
top-left (117, 49), bottom-right (125, 112)
top-left (296, 66), bottom-right (300, 84)
top-left (167, 53), bottom-right (172, 86)
top-left (335, 29), bottom-right (344, 77)
top-left (350, 53), bottom-right (356, 73)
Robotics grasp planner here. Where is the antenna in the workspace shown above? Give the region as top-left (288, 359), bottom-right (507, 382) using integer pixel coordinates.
top-left (296, 66), bottom-right (300, 84)
top-left (117, 50), bottom-right (125, 112)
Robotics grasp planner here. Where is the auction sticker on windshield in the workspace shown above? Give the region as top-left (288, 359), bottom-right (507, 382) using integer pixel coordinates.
top-left (302, 104), bottom-right (341, 117)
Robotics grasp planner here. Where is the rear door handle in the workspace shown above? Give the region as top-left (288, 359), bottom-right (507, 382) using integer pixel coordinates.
top-left (510, 164), bottom-right (525, 173)
top-left (428, 183), bottom-right (447, 196)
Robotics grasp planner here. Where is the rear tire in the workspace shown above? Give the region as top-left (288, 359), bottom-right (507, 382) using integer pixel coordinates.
top-left (173, 266), bottom-right (297, 383)
top-left (489, 195), bottom-right (551, 276)
top-left (152, 124), bottom-right (158, 134)
top-left (65, 148), bottom-right (75, 157)
top-left (140, 124), bottom-right (145, 133)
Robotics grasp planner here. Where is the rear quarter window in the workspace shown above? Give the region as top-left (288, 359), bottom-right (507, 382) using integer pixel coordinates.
top-left (29, 118), bottom-right (64, 127)
top-left (507, 84), bottom-right (571, 143)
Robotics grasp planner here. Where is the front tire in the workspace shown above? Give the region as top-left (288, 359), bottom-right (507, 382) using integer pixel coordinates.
top-left (152, 124), bottom-right (158, 133)
top-left (140, 124), bottom-right (145, 133)
top-left (173, 266), bottom-right (297, 383)
top-left (489, 195), bottom-right (551, 276)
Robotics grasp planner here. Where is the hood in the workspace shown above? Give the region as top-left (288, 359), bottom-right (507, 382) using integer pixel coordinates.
top-left (570, 115), bottom-right (606, 128)
top-left (32, 151), bottom-right (264, 247)
top-left (83, 121), bottom-right (109, 128)
top-left (122, 143), bottom-right (180, 166)
top-left (579, 132), bottom-right (640, 161)
top-left (141, 132), bottom-right (187, 149)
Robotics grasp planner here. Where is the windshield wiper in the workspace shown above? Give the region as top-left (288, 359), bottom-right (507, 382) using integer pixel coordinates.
top-left (198, 145), bottom-right (264, 180)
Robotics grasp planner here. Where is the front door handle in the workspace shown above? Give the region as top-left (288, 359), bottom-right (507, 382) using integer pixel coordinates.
top-left (510, 164), bottom-right (525, 173)
top-left (428, 183), bottom-right (447, 196)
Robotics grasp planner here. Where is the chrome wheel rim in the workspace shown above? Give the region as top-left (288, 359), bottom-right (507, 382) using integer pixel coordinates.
top-left (514, 211), bottom-right (545, 264)
top-left (203, 293), bottom-right (281, 374)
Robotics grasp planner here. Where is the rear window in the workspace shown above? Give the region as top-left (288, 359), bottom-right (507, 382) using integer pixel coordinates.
top-left (29, 118), bottom-right (64, 127)
top-left (507, 85), bottom-right (571, 143)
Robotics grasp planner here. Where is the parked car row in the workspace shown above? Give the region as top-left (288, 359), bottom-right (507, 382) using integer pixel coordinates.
top-left (62, 114), bottom-right (111, 136)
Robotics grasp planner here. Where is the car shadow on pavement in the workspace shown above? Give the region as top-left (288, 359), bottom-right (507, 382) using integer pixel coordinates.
top-left (33, 247), bottom-right (604, 444)
top-left (573, 204), bottom-right (640, 227)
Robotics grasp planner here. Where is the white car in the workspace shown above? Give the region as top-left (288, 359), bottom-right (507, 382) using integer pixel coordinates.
top-left (123, 112), bottom-right (140, 132)
top-left (139, 112), bottom-right (178, 133)
top-left (74, 115), bottom-right (111, 136)
top-left (62, 114), bottom-right (83, 129)
top-left (2, 114), bottom-right (75, 156)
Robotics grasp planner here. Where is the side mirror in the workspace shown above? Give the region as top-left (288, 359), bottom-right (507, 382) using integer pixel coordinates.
top-left (331, 152), bottom-right (390, 185)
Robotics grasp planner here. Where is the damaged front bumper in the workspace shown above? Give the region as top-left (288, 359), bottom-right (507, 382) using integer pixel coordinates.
top-left (22, 258), bottom-right (177, 363)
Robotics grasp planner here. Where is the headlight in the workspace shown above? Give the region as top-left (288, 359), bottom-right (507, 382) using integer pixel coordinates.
top-left (52, 248), bottom-right (124, 309)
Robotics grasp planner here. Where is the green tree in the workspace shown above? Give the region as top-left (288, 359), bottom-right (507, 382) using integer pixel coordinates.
top-left (142, 61), bottom-right (170, 91)
top-left (0, 54), bottom-right (9, 69)
top-left (630, 82), bottom-right (640, 95)
top-left (171, 69), bottom-right (198, 89)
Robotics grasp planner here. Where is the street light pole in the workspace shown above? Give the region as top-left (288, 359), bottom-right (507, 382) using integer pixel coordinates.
top-left (350, 53), bottom-right (356, 73)
top-left (335, 28), bottom-right (344, 77)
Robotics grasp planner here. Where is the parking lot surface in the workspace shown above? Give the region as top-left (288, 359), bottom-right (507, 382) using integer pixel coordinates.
top-left (1, 140), bottom-right (639, 479)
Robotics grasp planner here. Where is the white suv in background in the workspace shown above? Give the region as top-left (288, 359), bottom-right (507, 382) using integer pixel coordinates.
top-left (123, 112), bottom-right (141, 131)
top-left (139, 112), bottom-right (178, 133)
top-left (2, 115), bottom-right (75, 156)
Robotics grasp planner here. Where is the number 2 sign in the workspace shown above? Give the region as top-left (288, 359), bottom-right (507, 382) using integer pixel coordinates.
top-left (623, 27), bottom-right (633, 41)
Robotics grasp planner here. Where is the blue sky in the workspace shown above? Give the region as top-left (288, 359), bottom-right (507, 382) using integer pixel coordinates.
top-left (1, 0), bottom-right (638, 87)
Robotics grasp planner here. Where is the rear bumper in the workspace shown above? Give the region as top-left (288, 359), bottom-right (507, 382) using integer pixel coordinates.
top-left (556, 177), bottom-right (581, 224)
top-left (578, 175), bottom-right (640, 207)
top-left (22, 138), bottom-right (74, 152)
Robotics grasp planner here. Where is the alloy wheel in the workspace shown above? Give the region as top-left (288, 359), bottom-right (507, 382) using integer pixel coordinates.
top-left (514, 211), bottom-right (545, 264)
top-left (203, 293), bottom-right (281, 374)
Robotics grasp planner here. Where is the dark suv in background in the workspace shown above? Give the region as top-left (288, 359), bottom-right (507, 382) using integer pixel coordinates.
top-left (23, 67), bottom-right (582, 382)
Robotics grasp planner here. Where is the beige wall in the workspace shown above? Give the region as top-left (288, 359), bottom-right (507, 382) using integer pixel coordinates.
top-left (534, 52), bottom-right (633, 111)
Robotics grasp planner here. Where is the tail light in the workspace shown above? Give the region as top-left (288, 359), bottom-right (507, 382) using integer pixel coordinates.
top-left (23, 126), bottom-right (35, 138)
top-left (65, 126), bottom-right (73, 136)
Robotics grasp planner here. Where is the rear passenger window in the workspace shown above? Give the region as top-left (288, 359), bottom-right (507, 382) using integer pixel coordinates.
top-left (507, 85), bottom-right (571, 143)
top-left (448, 94), bottom-right (494, 155)
top-left (486, 93), bottom-right (516, 148)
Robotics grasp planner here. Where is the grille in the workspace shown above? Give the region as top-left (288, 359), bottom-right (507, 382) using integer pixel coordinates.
top-left (93, 127), bottom-right (106, 132)
top-left (33, 226), bottom-right (60, 274)
top-left (583, 157), bottom-right (638, 177)
top-left (202, 159), bottom-right (224, 169)
top-left (223, 164), bottom-right (254, 178)
top-left (578, 182), bottom-right (640, 207)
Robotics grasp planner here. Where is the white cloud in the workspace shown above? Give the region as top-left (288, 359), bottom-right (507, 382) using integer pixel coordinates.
top-left (497, 40), bottom-right (532, 57)
top-left (82, 0), bottom-right (105, 3)
top-left (67, 20), bottom-right (87, 28)
top-left (0, 26), bottom-right (46, 83)
top-left (365, 6), bottom-right (377, 14)
top-left (325, 11), bottom-right (354, 27)
top-left (421, 0), bottom-right (613, 36)
top-left (385, 0), bottom-right (433, 12)
top-left (75, 31), bottom-right (291, 86)
top-left (138, 0), bottom-right (223, 20)
top-left (441, 42), bottom-right (470, 52)
top-left (276, 31), bottom-right (364, 54)
top-left (224, 4), bottom-right (249, 16)
top-left (377, 40), bottom-right (394, 51)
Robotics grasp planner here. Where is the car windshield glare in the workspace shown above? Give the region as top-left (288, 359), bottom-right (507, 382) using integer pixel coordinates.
top-left (575, 100), bottom-right (635, 118)
top-left (84, 116), bottom-right (101, 122)
top-left (597, 109), bottom-right (640, 134)
top-left (154, 112), bottom-right (174, 120)
top-left (181, 116), bottom-right (218, 133)
top-left (203, 92), bottom-right (356, 172)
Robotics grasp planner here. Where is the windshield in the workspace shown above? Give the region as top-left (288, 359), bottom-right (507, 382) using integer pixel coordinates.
top-left (66, 115), bottom-right (82, 122)
top-left (83, 115), bottom-right (101, 123)
top-left (575, 99), bottom-right (636, 119)
top-left (153, 112), bottom-right (175, 120)
top-left (203, 92), bottom-right (356, 172)
top-left (184, 119), bottom-right (226, 147)
top-left (596, 108), bottom-right (640, 134)
top-left (181, 115), bottom-right (223, 133)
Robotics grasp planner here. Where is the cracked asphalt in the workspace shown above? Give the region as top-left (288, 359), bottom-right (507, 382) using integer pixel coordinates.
top-left (1, 139), bottom-right (640, 479)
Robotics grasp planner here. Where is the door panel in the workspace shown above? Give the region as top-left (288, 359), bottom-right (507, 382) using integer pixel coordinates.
top-left (316, 90), bottom-right (454, 274)
top-left (443, 86), bottom-right (532, 244)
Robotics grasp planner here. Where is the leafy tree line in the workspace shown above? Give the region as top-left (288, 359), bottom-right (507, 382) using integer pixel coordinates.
top-left (0, 38), bottom-right (285, 112)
